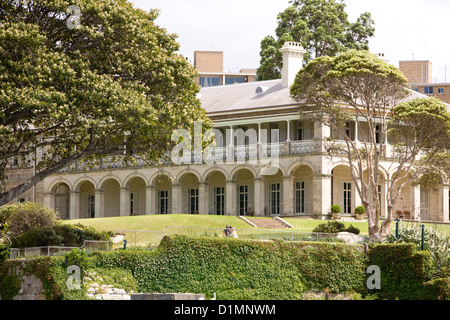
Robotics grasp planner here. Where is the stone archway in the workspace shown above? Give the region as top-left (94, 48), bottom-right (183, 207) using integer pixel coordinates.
top-left (292, 165), bottom-right (314, 215)
top-left (101, 178), bottom-right (121, 217)
top-left (126, 177), bottom-right (146, 216)
top-left (179, 173), bottom-right (200, 214)
top-left (233, 168), bottom-right (255, 216)
top-left (331, 165), bottom-right (353, 215)
top-left (205, 171), bottom-right (227, 215)
top-left (77, 180), bottom-right (96, 219)
top-left (153, 174), bottom-right (172, 214)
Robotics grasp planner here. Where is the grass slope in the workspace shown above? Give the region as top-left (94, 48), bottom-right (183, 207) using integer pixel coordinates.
top-left (65, 214), bottom-right (449, 248)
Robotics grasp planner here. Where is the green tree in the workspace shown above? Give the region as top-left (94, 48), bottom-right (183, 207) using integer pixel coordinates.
top-left (257, 0), bottom-right (375, 80)
top-left (0, 202), bottom-right (60, 243)
top-left (0, 0), bottom-right (210, 205)
top-left (291, 50), bottom-right (450, 236)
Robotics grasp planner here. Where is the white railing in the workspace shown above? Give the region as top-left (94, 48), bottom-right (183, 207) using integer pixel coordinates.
top-left (290, 140), bottom-right (314, 154)
top-left (9, 240), bottom-right (112, 259)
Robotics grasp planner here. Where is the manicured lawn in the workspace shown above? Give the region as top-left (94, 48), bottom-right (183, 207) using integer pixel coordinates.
top-left (67, 214), bottom-right (250, 232)
top-left (65, 214), bottom-right (449, 247)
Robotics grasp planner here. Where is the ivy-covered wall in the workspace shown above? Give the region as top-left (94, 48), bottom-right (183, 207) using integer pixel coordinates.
top-left (1, 236), bottom-right (448, 300)
top-left (92, 236), bottom-right (367, 300)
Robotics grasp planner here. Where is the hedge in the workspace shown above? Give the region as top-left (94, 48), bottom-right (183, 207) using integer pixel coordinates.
top-left (0, 236), bottom-right (446, 300)
top-left (367, 243), bottom-right (433, 300)
top-left (90, 236), bottom-right (367, 299)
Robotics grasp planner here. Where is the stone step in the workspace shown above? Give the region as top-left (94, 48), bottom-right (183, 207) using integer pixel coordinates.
top-left (243, 217), bottom-right (289, 229)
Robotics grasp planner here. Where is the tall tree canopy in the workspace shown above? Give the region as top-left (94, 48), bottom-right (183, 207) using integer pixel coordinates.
top-left (0, 0), bottom-right (210, 205)
top-left (291, 50), bottom-right (450, 235)
top-left (257, 0), bottom-right (375, 81)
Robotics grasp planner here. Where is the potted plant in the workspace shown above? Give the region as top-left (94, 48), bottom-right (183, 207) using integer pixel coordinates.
top-left (355, 206), bottom-right (366, 220)
top-left (330, 205), bottom-right (341, 220)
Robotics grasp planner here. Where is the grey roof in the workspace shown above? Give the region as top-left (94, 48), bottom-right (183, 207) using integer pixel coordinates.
top-left (198, 79), bottom-right (450, 115)
top-left (198, 79), bottom-right (295, 114)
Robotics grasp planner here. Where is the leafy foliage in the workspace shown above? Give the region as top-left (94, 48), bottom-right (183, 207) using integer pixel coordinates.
top-left (10, 223), bottom-right (110, 248)
top-left (0, 202), bottom-right (60, 242)
top-left (91, 235), bottom-right (368, 299)
top-left (385, 223), bottom-right (450, 278)
top-left (1, 236), bottom-right (445, 300)
top-left (64, 248), bottom-right (89, 278)
top-left (0, 202), bottom-right (109, 247)
top-left (355, 206), bottom-right (366, 215)
top-left (389, 97), bottom-right (450, 187)
top-left (312, 221), bottom-right (360, 235)
top-left (290, 49), bottom-right (448, 237)
top-left (0, 0), bottom-right (210, 205)
top-left (257, 0), bottom-right (375, 80)
top-left (331, 204), bottom-right (341, 213)
top-left (367, 243), bottom-right (433, 300)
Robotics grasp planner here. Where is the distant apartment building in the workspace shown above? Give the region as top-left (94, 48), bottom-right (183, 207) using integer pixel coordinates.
top-left (193, 50), bottom-right (257, 87)
top-left (400, 60), bottom-right (450, 104)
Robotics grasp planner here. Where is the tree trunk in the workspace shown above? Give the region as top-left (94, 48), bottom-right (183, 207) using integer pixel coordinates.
top-left (0, 152), bottom-right (87, 206)
top-left (367, 206), bottom-right (380, 236)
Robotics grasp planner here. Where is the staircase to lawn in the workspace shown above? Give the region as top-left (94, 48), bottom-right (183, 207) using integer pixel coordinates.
top-left (241, 217), bottom-right (293, 229)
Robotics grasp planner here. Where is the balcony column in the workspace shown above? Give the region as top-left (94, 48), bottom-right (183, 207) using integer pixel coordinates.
top-left (226, 126), bottom-right (234, 164)
top-left (354, 120), bottom-right (359, 142)
top-left (69, 191), bottom-right (80, 220)
top-left (257, 123), bottom-right (263, 158)
top-left (354, 120), bottom-right (361, 150)
top-left (284, 120), bottom-right (291, 155)
top-left (384, 125), bottom-right (391, 158)
top-left (412, 184), bottom-right (421, 221)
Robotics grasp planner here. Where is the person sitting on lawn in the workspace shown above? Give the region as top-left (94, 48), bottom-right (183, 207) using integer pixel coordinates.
top-left (222, 225), bottom-right (231, 237)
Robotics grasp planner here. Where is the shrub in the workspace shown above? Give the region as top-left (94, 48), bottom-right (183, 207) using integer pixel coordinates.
top-left (1, 236), bottom-right (445, 300)
top-left (331, 205), bottom-right (341, 214)
top-left (0, 202), bottom-right (60, 242)
top-left (346, 224), bottom-right (360, 235)
top-left (10, 223), bottom-right (110, 248)
top-left (423, 278), bottom-right (450, 300)
top-left (0, 244), bottom-right (9, 264)
top-left (64, 248), bottom-right (89, 277)
top-left (367, 243), bottom-right (433, 300)
top-left (312, 221), bottom-right (360, 235)
top-left (11, 226), bottom-right (63, 248)
top-left (385, 223), bottom-right (450, 278)
top-left (91, 236), bottom-right (368, 299)
top-left (355, 206), bottom-right (366, 215)
top-left (313, 221), bottom-right (346, 234)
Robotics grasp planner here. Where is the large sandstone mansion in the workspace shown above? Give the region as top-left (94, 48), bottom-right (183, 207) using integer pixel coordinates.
top-left (6, 43), bottom-right (450, 222)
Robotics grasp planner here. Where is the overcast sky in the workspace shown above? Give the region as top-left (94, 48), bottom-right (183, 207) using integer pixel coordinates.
top-left (131, 0), bottom-right (450, 82)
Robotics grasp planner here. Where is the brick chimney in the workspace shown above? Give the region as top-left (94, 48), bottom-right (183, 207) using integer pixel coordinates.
top-left (280, 42), bottom-right (307, 88)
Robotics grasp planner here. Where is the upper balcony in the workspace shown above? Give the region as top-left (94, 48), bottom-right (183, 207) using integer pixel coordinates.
top-left (57, 118), bottom-right (413, 173)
